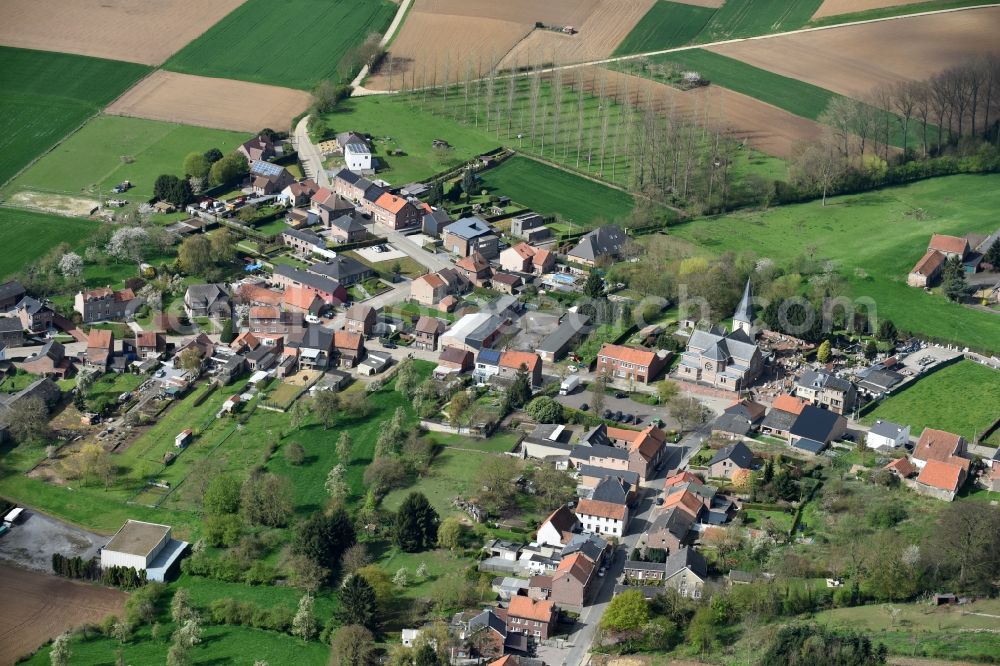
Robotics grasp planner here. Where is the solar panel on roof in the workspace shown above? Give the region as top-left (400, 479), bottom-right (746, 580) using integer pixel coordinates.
top-left (251, 161), bottom-right (284, 177)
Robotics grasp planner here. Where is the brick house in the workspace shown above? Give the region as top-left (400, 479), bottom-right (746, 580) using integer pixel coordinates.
top-left (84, 329), bottom-right (114, 372)
top-left (413, 315), bottom-right (446, 351)
top-left (443, 217), bottom-right (499, 259)
top-left (596, 343), bottom-right (669, 385)
top-left (345, 304), bottom-right (376, 337)
top-left (74, 287), bottom-right (138, 323)
top-left (271, 265), bottom-right (348, 305)
top-left (370, 193), bottom-right (423, 230)
top-left (498, 350), bottom-right (542, 386)
top-left (505, 596), bottom-right (555, 640)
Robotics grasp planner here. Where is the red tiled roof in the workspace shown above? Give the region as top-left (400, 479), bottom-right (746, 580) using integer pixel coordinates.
top-left (556, 552), bottom-right (595, 585)
top-left (135, 331), bottom-right (162, 347)
top-left (416, 273), bottom-right (446, 289)
top-left (914, 428), bottom-right (964, 463)
top-left (599, 343), bottom-right (657, 367)
top-left (575, 498), bottom-right (626, 521)
top-left (87, 328), bottom-right (113, 349)
top-left (334, 331), bottom-right (363, 351)
top-left (541, 505), bottom-right (579, 535)
top-left (374, 192), bottom-right (409, 214)
top-left (283, 286), bottom-right (321, 309)
top-left (663, 489), bottom-right (703, 519)
top-left (665, 471), bottom-right (701, 488)
top-left (250, 306), bottom-right (280, 319)
top-left (910, 249), bottom-right (946, 277)
top-left (532, 248), bottom-right (552, 267)
top-left (510, 242), bottom-right (534, 260)
top-left (499, 350), bottom-right (540, 373)
top-left (928, 234), bottom-right (968, 256)
top-left (916, 459), bottom-right (965, 492)
top-left (507, 596), bottom-right (554, 623)
top-left (883, 457), bottom-right (916, 478)
top-left (241, 284), bottom-right (283, 306)
top-left (771, 394), bottom-right (807, 415)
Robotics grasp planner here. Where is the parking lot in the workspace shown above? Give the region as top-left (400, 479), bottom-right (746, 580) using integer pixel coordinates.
top-left (898, 345), bottom-right (962, 375)
top-left (355, 243), bottom-right (407, 262)
top-left (0, 510), bottom-right (105, 572)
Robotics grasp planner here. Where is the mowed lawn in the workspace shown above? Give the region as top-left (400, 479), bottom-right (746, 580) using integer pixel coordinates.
top-left (4, 115), bottom-right (248, 204)
top-left (863, 361), bottom-right (1000, 442)
top-left (478, 156), bottom-right (635, 227)
top-left (0, 208), bottom-right (99, 280)
top-left (698, 0), bottom-right (822, 42)
top-left (327, 96), bottom-right (499, 185)
top-left (613, 1), bottom-right (718, 55)
top-left (0, 47), bottom-right (149, 186)
top-left (164, 0), bottom-right (396, 90)
top-left (671, 174), bottom-right (1000, 353)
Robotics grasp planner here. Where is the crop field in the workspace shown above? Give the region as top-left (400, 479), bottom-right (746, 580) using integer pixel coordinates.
top-left (863, 361), bottom-right (1000, 443)
top-left (626, 49), bottom-right (910, 147)
top-left (2, 115), bottom-right (248, 206)
top-left (324, 96), bottom-right (499, 185)
top-left (809, 0), bottom-right (994, 24)
top-left (164, 0), bottom-right (396, 90)
top-left (613, 1), bottom-right (719, 54)
top-left (366, 0), bottom-right (603, 90)
top-left (106, 71), bottom-right (311, 133)
top-left (812, 0), bottom-right (953, 19)
top-left (0, 208), bottom-right (99, 280)
top-left (697, 0), bottom-right (823, 41)
top-left (478, 156), bottom-right (635, 226)
top-left (670, 173), bottom-right (1000, 353)
top-left (0, 564), bottom-right (127, 665)
top-left (710, 7), bottom-right (1000, 99)
top-left (497, 0), bottom-right (657, 70)
top-left (0, 47), bottom-right (150, 187)
top-left (0, 0), bottom-right (245, 65)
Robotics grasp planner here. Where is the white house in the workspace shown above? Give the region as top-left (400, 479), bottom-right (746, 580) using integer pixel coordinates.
top-left (101, 520), bottom-right (188, 582)
top-left (401, 629), bottom-right (421, 648)
top-left (536, 505), bottom-right (580, 548)
top-left (866, 420), bottom-right (910, 451)
top-left (344, 142), bottom-right (372, 171)
top-left (574, 498), bottom-right (627, 538)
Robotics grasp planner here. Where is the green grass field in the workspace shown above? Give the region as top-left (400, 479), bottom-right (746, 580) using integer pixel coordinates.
top-left (0, 208), bottom-right (100, 280)
top-left (697, 0), bottom-right (822, 42)
top-left (613, 1), bottom-right (717, 55)
top-left (164, 0), bottom-right (396, 89)
top-left (670, 173), bottom-right (1000, 353)
top-left (2, 115), bottom-right (248, 205)
top-left (863, 361), bottom-right (1000, 442)
top-left (478, 156), bottom-right (635, 226)
top-left (325, 95), bottom-right (499, 185)
top-left (0, 47), bottom-right (149, 187)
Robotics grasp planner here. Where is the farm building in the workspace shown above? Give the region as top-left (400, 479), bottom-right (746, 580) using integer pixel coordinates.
top-left (100, 520), bottom-right (188, 582)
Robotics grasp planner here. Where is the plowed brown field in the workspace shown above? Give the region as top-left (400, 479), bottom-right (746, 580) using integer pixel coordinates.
top-left (710, 7), bottom-right (1000, 98)
top-left (498, 0), bottom-right (657, 70)
top-left (368, 0), bottom-right (647, 90)
top-left (0, 0), bottom-right (246, 65)
top-left (812, 0), bottom-right (925, 19)
top-left (106, 71), bottom-right (312, 133)
top-left (0, 564), bottom-right (126, 665)
top-left (581, 68), bottom-right (825, 158)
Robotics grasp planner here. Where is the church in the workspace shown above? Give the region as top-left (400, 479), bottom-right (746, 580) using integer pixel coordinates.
top-left (677, 279), bottom-right (763, 392)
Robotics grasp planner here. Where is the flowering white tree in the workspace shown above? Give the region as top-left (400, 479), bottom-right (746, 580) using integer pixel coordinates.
top-left (105, 226), bottom-right (149, 263)
top-left (58, 252), bottom-right (83, 280)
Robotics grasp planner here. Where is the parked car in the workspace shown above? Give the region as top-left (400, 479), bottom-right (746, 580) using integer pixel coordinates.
top-left (603, 409), bottom-right (613, 419)
top-left (615, 391), bottom-right (628, 399)
top-left (622, 414), bottom-right (634, 424)
top-left (613, 410), bottom-right (623, 421)
top-left (633, 415), bottom-right (642, 425)
top-left (580, 403), bottom-right (589, 411)
top-left (655, 497), bottom-right (665, 506)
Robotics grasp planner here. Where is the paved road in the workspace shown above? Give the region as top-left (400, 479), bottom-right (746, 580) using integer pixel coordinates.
top-left (561, 445), bottom-right (686, 665)
top-left (377, 225), bottom-right (453, 273)
top-left (294, 117), bottom-right (331, 187)
top-left (350, 0), bottom-right (414, 94)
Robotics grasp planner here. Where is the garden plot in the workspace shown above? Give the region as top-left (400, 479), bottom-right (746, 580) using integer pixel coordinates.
top-left (0, 0), bottom-right (246, 65)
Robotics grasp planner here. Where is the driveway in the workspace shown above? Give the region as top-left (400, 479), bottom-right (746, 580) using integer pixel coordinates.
top-left (0, 509), bottom-right (106, 572)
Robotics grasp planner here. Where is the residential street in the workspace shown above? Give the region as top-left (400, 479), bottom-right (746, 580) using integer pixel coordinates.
top-left (561, 444), bottom-right (689, 665)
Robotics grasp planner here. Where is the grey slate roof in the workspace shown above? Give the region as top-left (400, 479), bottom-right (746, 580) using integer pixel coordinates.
top-left (468, 609), bottom-right (506, 636)
top-left (624, 559), bottom-right (667, 572)
top-left (571, 443), bottom-right (629, 462)
top-left (0, 317), bottom-right (22, 332)
top-left (664, 547), bottom-right (707, 579)
top-left (869, 419), bottom-right (907, 440)
top-left (578, 465), bottom-right (639, 487)
top-left (761, 408), bottom-right (798, 433)
top-left (333, 168), bottom-right (360, 185)
top-left (538, 314), bottom-right (589, 355)
top-left (0, 280), bottom-right (25, 302)
top-left (185, 283), bottom-right (229, 310)
top-left (790, 405), bottom-right (842, 443)
top-left (568, 225), bottom-right (626, 262)
top-left (733, 278), bottom-right (755, 325)
top-left (16, 296), bottom-right (47, 316)
top-left (282, 227), bottom-right (324, 246)
top-left (708, 441), bottom-right (754, 469)
top-left (578, 423), bottom-right (611, 448)
top-left (560, 533), bottom-right (607, 561)
top-left (798, 368), bottom-right (854, 393)
top-left (686, 328), bottom-right (758, 364)
top-left (329, 213), bottom-right (366, 233)
top-left (649, 506), bottom-right (694, 540)
top-left (274, 264), bottom-right (342, 295)
top-left (446, 216), bottom-right (493, 241)
top-left (308, 256), bottom-right (371, 282)
top-left (591, 477), bottom-right (629, 504)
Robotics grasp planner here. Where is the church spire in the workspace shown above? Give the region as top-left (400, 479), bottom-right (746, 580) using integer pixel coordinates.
top-left (733, 278), bottom-right (756, 336)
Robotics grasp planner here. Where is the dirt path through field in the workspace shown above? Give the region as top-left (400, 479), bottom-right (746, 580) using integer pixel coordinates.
top-left (708, 7), bottom-right (1000, 98)
top-left (106, 71), bottom-right (311, 133)
top-left (0, 563), bottom-right (126, 665)
top-left (0, 0), bottom-right (246, 65)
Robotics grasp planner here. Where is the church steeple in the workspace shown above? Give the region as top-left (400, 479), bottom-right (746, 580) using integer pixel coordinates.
top-left (733, 278), bottom-right (756, 337)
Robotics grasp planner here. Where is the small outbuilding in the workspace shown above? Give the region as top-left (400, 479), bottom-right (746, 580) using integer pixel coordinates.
top-left (101, 520), bottom-right (188, 582)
